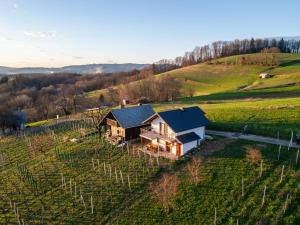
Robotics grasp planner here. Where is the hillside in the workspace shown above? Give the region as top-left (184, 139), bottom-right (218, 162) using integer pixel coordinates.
top-left (87, 53), bottom-right (300, 139)
top-left (0, 123), bottom-right (299, 224)
top-left (159, 53), bottom-right (300, 96)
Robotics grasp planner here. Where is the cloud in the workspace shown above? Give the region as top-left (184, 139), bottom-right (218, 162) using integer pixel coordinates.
top-left (23, 30), bottom-right (57, 38)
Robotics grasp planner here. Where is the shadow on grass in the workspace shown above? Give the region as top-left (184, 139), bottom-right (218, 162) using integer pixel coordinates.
top-left (178, 88), bottom-right (300, 102)
top-left (279, 59), bottom-right (300, 67)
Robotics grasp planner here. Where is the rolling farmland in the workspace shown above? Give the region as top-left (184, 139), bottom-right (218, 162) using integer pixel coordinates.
top-left (0, 121), bottom-right (299, 224)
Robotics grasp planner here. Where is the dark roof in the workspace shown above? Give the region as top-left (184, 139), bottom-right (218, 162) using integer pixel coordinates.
top-left (111, 105), bottom-right (155, 129)
top-left (176, 132), bottom-right (200, 144)
top-left (158, 106), bottom-right (210, 133)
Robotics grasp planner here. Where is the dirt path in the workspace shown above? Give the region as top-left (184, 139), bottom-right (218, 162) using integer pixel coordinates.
top-left (206, 130), bottom-right (300, 149)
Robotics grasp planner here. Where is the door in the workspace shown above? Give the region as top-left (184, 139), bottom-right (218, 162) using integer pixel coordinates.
top-left (176, 144), bottom-right (181, 156)
top-left (166, 142), bottom-right (171, 152)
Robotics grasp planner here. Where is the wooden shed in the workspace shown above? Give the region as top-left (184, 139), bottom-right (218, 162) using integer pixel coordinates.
top-left (100, 105), bottom-right (155, 141)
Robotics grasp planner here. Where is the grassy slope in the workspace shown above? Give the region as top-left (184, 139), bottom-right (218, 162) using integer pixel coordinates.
top-left (114, 139), bottom-right (300, 225)
top-left (154, 97), bottom-right (300, 139)
top-left (87, 53), bottom-right (300, 98)
top-left (158, 53), bottom-right (300, 96)
top-left (85, 53), bottom-right (300, 139)
top-left (1, 124), bottom-right (299, 224)
top-left (154, 53), bottom-right (300, 139)
top-left (0, 122), bottom-right (160, 224)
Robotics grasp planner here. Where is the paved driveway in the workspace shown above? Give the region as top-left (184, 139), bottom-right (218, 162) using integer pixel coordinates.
top-left (207, 130), bottom-right (300, 149)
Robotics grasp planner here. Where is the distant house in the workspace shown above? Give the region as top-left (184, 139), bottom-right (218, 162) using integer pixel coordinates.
top-left (140, 106), bottom-right (210, 157)
top-left (13, 109), bottom-right (27, 130)
top-left (100, 105), bottom-right (155, 141)
top-left (259, 73), bottom-right (272, 79)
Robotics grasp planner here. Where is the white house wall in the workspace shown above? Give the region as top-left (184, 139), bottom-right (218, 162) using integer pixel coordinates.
top-left (149, 116), bottom-right (206, 157)
top-left (175, 126), bottom-right (205, 139)
top-left (151, 117), bottom-right (175, 137)
top-left (182, 140), bottom-right (198, 155)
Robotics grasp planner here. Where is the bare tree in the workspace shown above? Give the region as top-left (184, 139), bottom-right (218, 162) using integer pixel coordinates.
top-left (83, 107), bottom-right (110, 137)
top-left (246, 148), bottom-right (262, 164)
top-left (150, 173), bottom-right (179, 211)
top-left (186, 157), bottom-right (203, 183)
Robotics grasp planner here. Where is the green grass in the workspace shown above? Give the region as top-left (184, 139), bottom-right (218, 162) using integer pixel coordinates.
top-left (157, 53), bottom-right (300, 96)
top-left (26, 120), bottom-right (49, 127)
top-left (0, 121), bottom-right (160, 224)
top-left (153, 97), bottom-right (300, 140)
top-left (151, 53), bottom-right (300, 139)
top-left (1, 123), bottom-right (299, 224)
top-left (114, 139), bottom-right (300, 224)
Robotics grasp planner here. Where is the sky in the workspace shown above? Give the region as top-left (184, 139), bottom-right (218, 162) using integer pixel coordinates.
top-left (0, 0), bottom-right (300, 67)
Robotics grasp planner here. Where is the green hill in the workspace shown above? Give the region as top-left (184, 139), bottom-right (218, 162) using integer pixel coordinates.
top-left (158, 53), bottom-right (300, 97)
top-left (1, 124), bottom-right (299, 224)
top-left (87, 53), bottom-right (300, 139)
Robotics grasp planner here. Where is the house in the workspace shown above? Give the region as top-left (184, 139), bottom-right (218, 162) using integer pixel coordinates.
top-left (259, 73), bottom-right (272, 79)
top-left (100, 105), bottom-right (155, 142)
top-left (140, 106), bottom-right (210, 158)
top-left (13, 109), bottom-right (27, 130)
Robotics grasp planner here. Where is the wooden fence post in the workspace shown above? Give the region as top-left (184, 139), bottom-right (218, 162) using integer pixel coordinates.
top-left (262, 185), bottom-right (266, 206)
top-left (280, 165), bottom-right (285, 183)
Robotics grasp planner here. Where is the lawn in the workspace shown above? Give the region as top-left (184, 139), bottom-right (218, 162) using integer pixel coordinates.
top-left (153, 97), bottom-right (300, 140)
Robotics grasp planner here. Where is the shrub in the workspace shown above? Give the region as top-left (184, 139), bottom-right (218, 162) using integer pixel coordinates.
top-left (186, 157), bottom-right (203, 183)
top-left (246, 148), bottom-right (262, 164)
top-left (150, 173), bottom-right (179, 211)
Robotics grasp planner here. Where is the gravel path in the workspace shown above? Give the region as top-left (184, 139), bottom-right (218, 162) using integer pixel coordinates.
top-left (206, 130), bottom-right (300, 149)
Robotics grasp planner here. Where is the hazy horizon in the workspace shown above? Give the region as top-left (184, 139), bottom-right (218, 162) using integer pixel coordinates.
top-left (1, 0), bottom-right (300, 67)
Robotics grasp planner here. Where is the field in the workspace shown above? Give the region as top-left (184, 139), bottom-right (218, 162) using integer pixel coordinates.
top-left (87, 53), bottom-right (300, 140)
top-left (159, 53), bottom-right (300, 96)
top-left (1, 53), bottom-right (300, 224)
top-left (114, 139), bottom-right (300, 224)
top-left (1, 121), bottom-right (299, 224)
top-left (154, 53), bottom-right (300, 139)
top-left (154, 96), bottom-right (300, 140)
top-left (0, 121), bottom-right (160, 224)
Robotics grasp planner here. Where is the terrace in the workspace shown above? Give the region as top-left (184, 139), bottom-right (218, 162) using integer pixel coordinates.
top-left (138, 144), bottom-right (178, 160)
top-left (140, 127), bottom-right (176, 143)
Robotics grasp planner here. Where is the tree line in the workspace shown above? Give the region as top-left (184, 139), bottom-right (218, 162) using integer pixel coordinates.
top-left (171, 38), bottom-right (300, 67)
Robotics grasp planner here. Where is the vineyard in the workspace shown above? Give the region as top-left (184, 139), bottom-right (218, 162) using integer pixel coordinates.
top-left (114, 139), bottom-right (300, 225)
top-left (0, 121), bottom-right (160, 224)
top-left (0, 121), bottom-right (299, 224)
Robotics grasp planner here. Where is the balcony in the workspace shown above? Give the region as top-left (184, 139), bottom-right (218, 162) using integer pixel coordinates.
top-left (140, 127), bottom-right (175, 142)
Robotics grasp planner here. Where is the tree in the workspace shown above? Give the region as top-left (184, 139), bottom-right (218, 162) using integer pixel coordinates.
top-left (150, 173), bottom-right (179, 211)
top-left (98, 93), bottom-right (105, 106)
top-left (186, 157), bottom-right (203, 183)
top-left (278, 38), bottom-right (285, 52)
top-left (185, 85), bottom-right (196, 98)
top-left (83, 107), bottom-right (110, 137)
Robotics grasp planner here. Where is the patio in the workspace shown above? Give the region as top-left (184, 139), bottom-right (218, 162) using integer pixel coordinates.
top-left (138, 144), bottom-right (178, 160)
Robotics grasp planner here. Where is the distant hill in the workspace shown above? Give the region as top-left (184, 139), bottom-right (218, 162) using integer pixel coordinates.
top-left (88, 53), bottom-right (300, 98)
top-left (158, 53), bottom-right (300, 96)
top-left (0, 63), bottom-right (149, 75)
